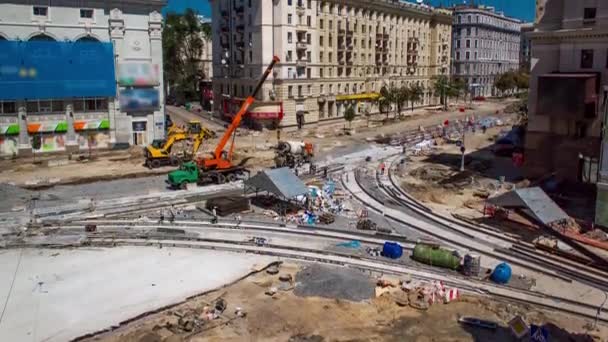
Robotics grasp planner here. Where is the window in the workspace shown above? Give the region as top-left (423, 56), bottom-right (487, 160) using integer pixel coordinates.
top-left (288, 14), bottom-right (292, 24)
top-left (308, 84), bottom-right (312, 95)
top-left (307, 16), bottom-right (311, 27)
top-left (307, 68), bottom-right (311, 78)
top-left (329, 20), bottom-right (333, 29)
top-left (474, 40), bottom-right (478, 48)
top-left (249, 0), bottom-right (252, 7)
top-left (320, 19), bottom-right (324, 29)
top-left (249, 50), bottom-right (253, 62)
top-left (465, 51), bottom-right (470, 60)
top-left (467, 15), bottom-right (471, 23)
top-left (474, 51), bottom-right (478, 59)
top-left (52, 100), bottom-right (64, 112)
top-left (33, 6), bottom-right (48, 17)
top-left (584, 7), bottom-right (597, 21)
top-left (328, 35), bottom-right (332, 46)
top-left (581, 49), bottom-right (594, 68)
top-left (80, 9), bottom-right (93, 19)
top-left (288, 86), bottom-right (293, 97)
top-left (288, 32), bottom-right (292, 43)
top-left (466, 40), bottom-right (470, 48)
top-left (287, 50), bottom-right (293, 61)
top-left (319, 51), bottom-right (323, 61)
top-left (288, 0), bottom-right (292, 5)
top-left (320, 68), bottom-right (324, 77)
top-left (456, 40), bottom-right (461, 49)
top-left (457, 16), bottom-right (462, 24)
top-left (466, 28), bottom-right (471, 36)
top-left (476, 15), bottom-right (480, 23)
top-left (298, 85), bottom-right (303, 97)
top-left (329, 52), bottom-right (332, 62)
top-left (307, 51), bottom-right (311, 61)
top-left (0, 101), bottom-right (16, 114)
top-left (307, 0), bottom-right (311, 9)
top-left (307, 33), bottom-right (311, 44)
top-left (319, 35), bottom-right (323, 46)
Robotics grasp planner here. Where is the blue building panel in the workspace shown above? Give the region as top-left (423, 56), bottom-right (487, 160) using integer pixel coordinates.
top-left (0, 40), bottom-right (116, 100)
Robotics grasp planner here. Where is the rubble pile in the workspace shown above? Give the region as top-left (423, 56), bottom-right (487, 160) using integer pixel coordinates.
top-left (375, 277), bottom-right (460, 311)
top-left (548, 218), bottom-right (581, 234)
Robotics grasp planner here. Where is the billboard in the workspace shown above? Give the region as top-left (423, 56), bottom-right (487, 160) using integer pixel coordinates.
top-left (117, 62), bottom-right (160, 86)
top-left (119, 89), bottom-right (159, 112)
top-left (0, 40), bottom-right (116, 100)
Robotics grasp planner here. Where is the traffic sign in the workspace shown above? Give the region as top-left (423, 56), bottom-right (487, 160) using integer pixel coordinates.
top-left (530, 325), bottom-right (549, 342)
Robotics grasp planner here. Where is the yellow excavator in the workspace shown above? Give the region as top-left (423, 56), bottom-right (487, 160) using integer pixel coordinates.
top-left (145, 120), bottom-right (215, 168)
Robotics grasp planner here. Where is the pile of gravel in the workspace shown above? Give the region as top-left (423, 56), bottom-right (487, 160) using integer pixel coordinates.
top-left (294, 264), bottom-right (375, 302)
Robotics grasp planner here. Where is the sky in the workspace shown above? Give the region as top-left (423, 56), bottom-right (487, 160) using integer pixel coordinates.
top-left (163, 0), bottom-right (535, 22)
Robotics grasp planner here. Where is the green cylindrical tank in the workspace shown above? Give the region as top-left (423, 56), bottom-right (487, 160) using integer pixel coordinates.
top-left (412, 243), bottom-right (461, 270)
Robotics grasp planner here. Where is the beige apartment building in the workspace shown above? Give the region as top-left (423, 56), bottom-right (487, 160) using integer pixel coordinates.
top-left (211, 0), bottom-right (451, 130)
top-left (525, 0), bottom-right (608, 225)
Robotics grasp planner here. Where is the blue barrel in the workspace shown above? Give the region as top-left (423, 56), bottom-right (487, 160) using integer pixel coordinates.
top-left (490, 263), bottom-right (512, 284)
top-left (382, 242), bottom-right (403, 259)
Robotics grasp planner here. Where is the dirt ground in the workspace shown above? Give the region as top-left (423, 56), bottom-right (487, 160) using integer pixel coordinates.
top-left (86, 262), bottom-right (605, 342)
top-left (0, 99), bottom-right (514, 187)
top-left (394, 123), bottom-right (522, 220)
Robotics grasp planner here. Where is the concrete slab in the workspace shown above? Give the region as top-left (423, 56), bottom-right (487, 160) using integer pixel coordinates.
top-left (0, 247), bottom-right (275, 342)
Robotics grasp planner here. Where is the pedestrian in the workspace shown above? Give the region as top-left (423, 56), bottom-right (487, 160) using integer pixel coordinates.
top-left (294, 168), bottom-right (299, 176)
top-left (345, 172), bottom-right (349, 183)
top-left (380, 162), bottom-right (386, 176)
top-left (169, 206), bottom-right (176, 223)
top-left (159, 209), bottom-right (165, 223)
top-left (235, 214), bottom-right (242, 227)
top-left (309, 163), bottom-right (314, 175)
top-left (211, 206), bottom-right (218, 224)
top-left (402, 144), bottom-right (406, 155)
top-left (482, 125), bottom-right (487, 134)
top-left (323, 166), bottom-right (328, 179)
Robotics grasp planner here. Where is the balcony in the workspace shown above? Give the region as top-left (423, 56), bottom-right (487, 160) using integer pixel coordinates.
top-left (296, 24), bottom-right (308, 33)
top-left (296, 5), bottom-right (305, 16)
top-left (236, 24), bottom-right (245, 33)
top-left (234, 5), bottom-right (244, 16)
top-left (296, 41), bottom-right (308, 50)
top-left (376, 33), bottom-right (388, 40)
top-left (296, 59), bottom-right (307, 68)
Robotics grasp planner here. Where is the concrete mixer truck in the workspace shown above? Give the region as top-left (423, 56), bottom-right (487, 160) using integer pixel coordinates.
top-left (274, 140), bottom-right (314, 168)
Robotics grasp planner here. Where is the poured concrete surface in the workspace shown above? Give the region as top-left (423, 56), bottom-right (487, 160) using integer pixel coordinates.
top-left (0, 247), bottom-right (275, 342)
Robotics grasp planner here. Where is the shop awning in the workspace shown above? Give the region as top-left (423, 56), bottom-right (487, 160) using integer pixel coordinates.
top-left (245, 167), bottom-right (308, 199)
top-left (336, 92), bottom-right (380, 101)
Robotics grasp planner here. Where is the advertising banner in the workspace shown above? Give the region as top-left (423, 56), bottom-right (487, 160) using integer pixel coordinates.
top-left (117, 62), bottom-right (160, 86)
top-left (119, 89), bottom-right (159, 112)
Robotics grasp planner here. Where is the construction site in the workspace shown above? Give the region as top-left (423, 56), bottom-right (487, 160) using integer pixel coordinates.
top-left (1, 55), bottom-right (608, 342)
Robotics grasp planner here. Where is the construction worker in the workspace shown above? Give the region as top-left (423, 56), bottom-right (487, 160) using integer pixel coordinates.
top-left (380, 162), bottom-right (386, 176)
top-left (211, 206), bottom-right (218, 224)
top-left (169, 205), bottom-right (176, 223)
top-left (159, 209), bottom-right (165, 223)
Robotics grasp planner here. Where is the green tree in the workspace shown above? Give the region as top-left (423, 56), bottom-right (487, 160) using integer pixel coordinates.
top-left (514, 71), bottom-right (530, 90)
top-left (163, 9), bottom-right (205, 101)
top-left (344, 105), bottom-right (356, 128)
top-left (451, 78), bottom-right (467, 102)
top-left (393, 85), bottom-right (410, 118)
top-left (433, 76), bottom-right (451, 110)
top-left (409, 84), bottom-right (424, 111)
top-left (494, 71), bottom-right (516, 95)
top-left (379, 86), bottom-right (393, 119)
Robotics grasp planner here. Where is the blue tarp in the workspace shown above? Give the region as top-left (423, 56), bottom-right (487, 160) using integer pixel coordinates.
top-left (0, 40), bottom-right (116, 100)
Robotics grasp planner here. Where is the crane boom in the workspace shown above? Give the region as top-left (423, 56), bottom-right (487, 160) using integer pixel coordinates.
top-left (202, 56), bottom-right (280, 170)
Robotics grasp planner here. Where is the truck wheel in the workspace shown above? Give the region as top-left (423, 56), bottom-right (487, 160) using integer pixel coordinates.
top-left (151, 159), bottom-right (161, 168)
top-left (180, 182), bottom-right (187, 190)
top-left (216, 174), bottom-right (226, 184)
top-left (145, 159), bottom-right (153, 169)
top-left (170, 157), bottom-right (179, 166)
top-left (227, 173), bottom-right (237, 182)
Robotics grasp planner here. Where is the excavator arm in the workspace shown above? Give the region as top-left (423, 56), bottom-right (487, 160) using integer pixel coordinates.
top-left (202, 56), bottom-right (280, 170)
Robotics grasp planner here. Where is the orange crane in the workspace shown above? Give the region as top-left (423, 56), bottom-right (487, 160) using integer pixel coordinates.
top-left (199, 55), bottom-right (280, 172)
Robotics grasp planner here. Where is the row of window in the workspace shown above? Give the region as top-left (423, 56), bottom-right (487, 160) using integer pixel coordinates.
top-left (454, 63), bottom-right (514, 76)
top-left (32, 6), bottom-right (94, 19)
top-left (455, 13), bottom-right (519, 32)
top-left (0, 98), bottom-right (108, 115)
top-left (455, 39), bottom-right (519, 52)
top-left (454, 27), bottom-right (519, 41)
top-left (455, 50), bottom-right (519, 62)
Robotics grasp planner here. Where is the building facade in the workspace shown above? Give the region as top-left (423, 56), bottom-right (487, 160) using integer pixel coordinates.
top-left (520, 22), bottom-right (534, 71)
top-left (525, 0), bottom-right (608, 225)
top-left (0, 0), bottom-right (166, 157)
top-left (211, 0), bottom-right (452, 130)
top-left (451, 5), bottom-right (521, 98)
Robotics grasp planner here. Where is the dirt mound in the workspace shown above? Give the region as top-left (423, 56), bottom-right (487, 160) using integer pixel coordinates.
top-left (127, 146), bottom-right (145, 159)
top-left (409, 166), bottom-right (450, 182)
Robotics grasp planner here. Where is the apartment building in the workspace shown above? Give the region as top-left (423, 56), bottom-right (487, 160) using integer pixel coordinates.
top-left (520, 22), bottom-right (534, 71)
top-left (211, 0), bottom-right (452, 130)
top-left (451, 5), bottom-right (521, 98)
top-left (525, 0), bottom-right (608, 225)
top-left (0, 1), bottom-right (166, 157)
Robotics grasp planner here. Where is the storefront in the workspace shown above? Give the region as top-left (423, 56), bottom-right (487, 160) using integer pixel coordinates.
top-left (131, 120), bottom-right (148, 146)
top-left (335, 92), bottom-right (380, 117)
top-left (222, 98), bottom-right (283, 129)
top-left (74, 119), bottom-right (110, 150)
top-left (0, 123), bottom-right (20, 156)
top-left (28, 121), bottom-right (68, 153)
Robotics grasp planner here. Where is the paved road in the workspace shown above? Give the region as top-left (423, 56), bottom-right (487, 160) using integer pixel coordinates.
top-left (166, 105), bottom-right (226, 133)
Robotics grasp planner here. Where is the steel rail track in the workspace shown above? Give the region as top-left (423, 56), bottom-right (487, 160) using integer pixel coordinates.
top-left (348, 166), bottom-right (608, 294)
top-left (12, 231), bottom-right (607, 323)
top-left (379, 156), bottom-right (608, 288)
